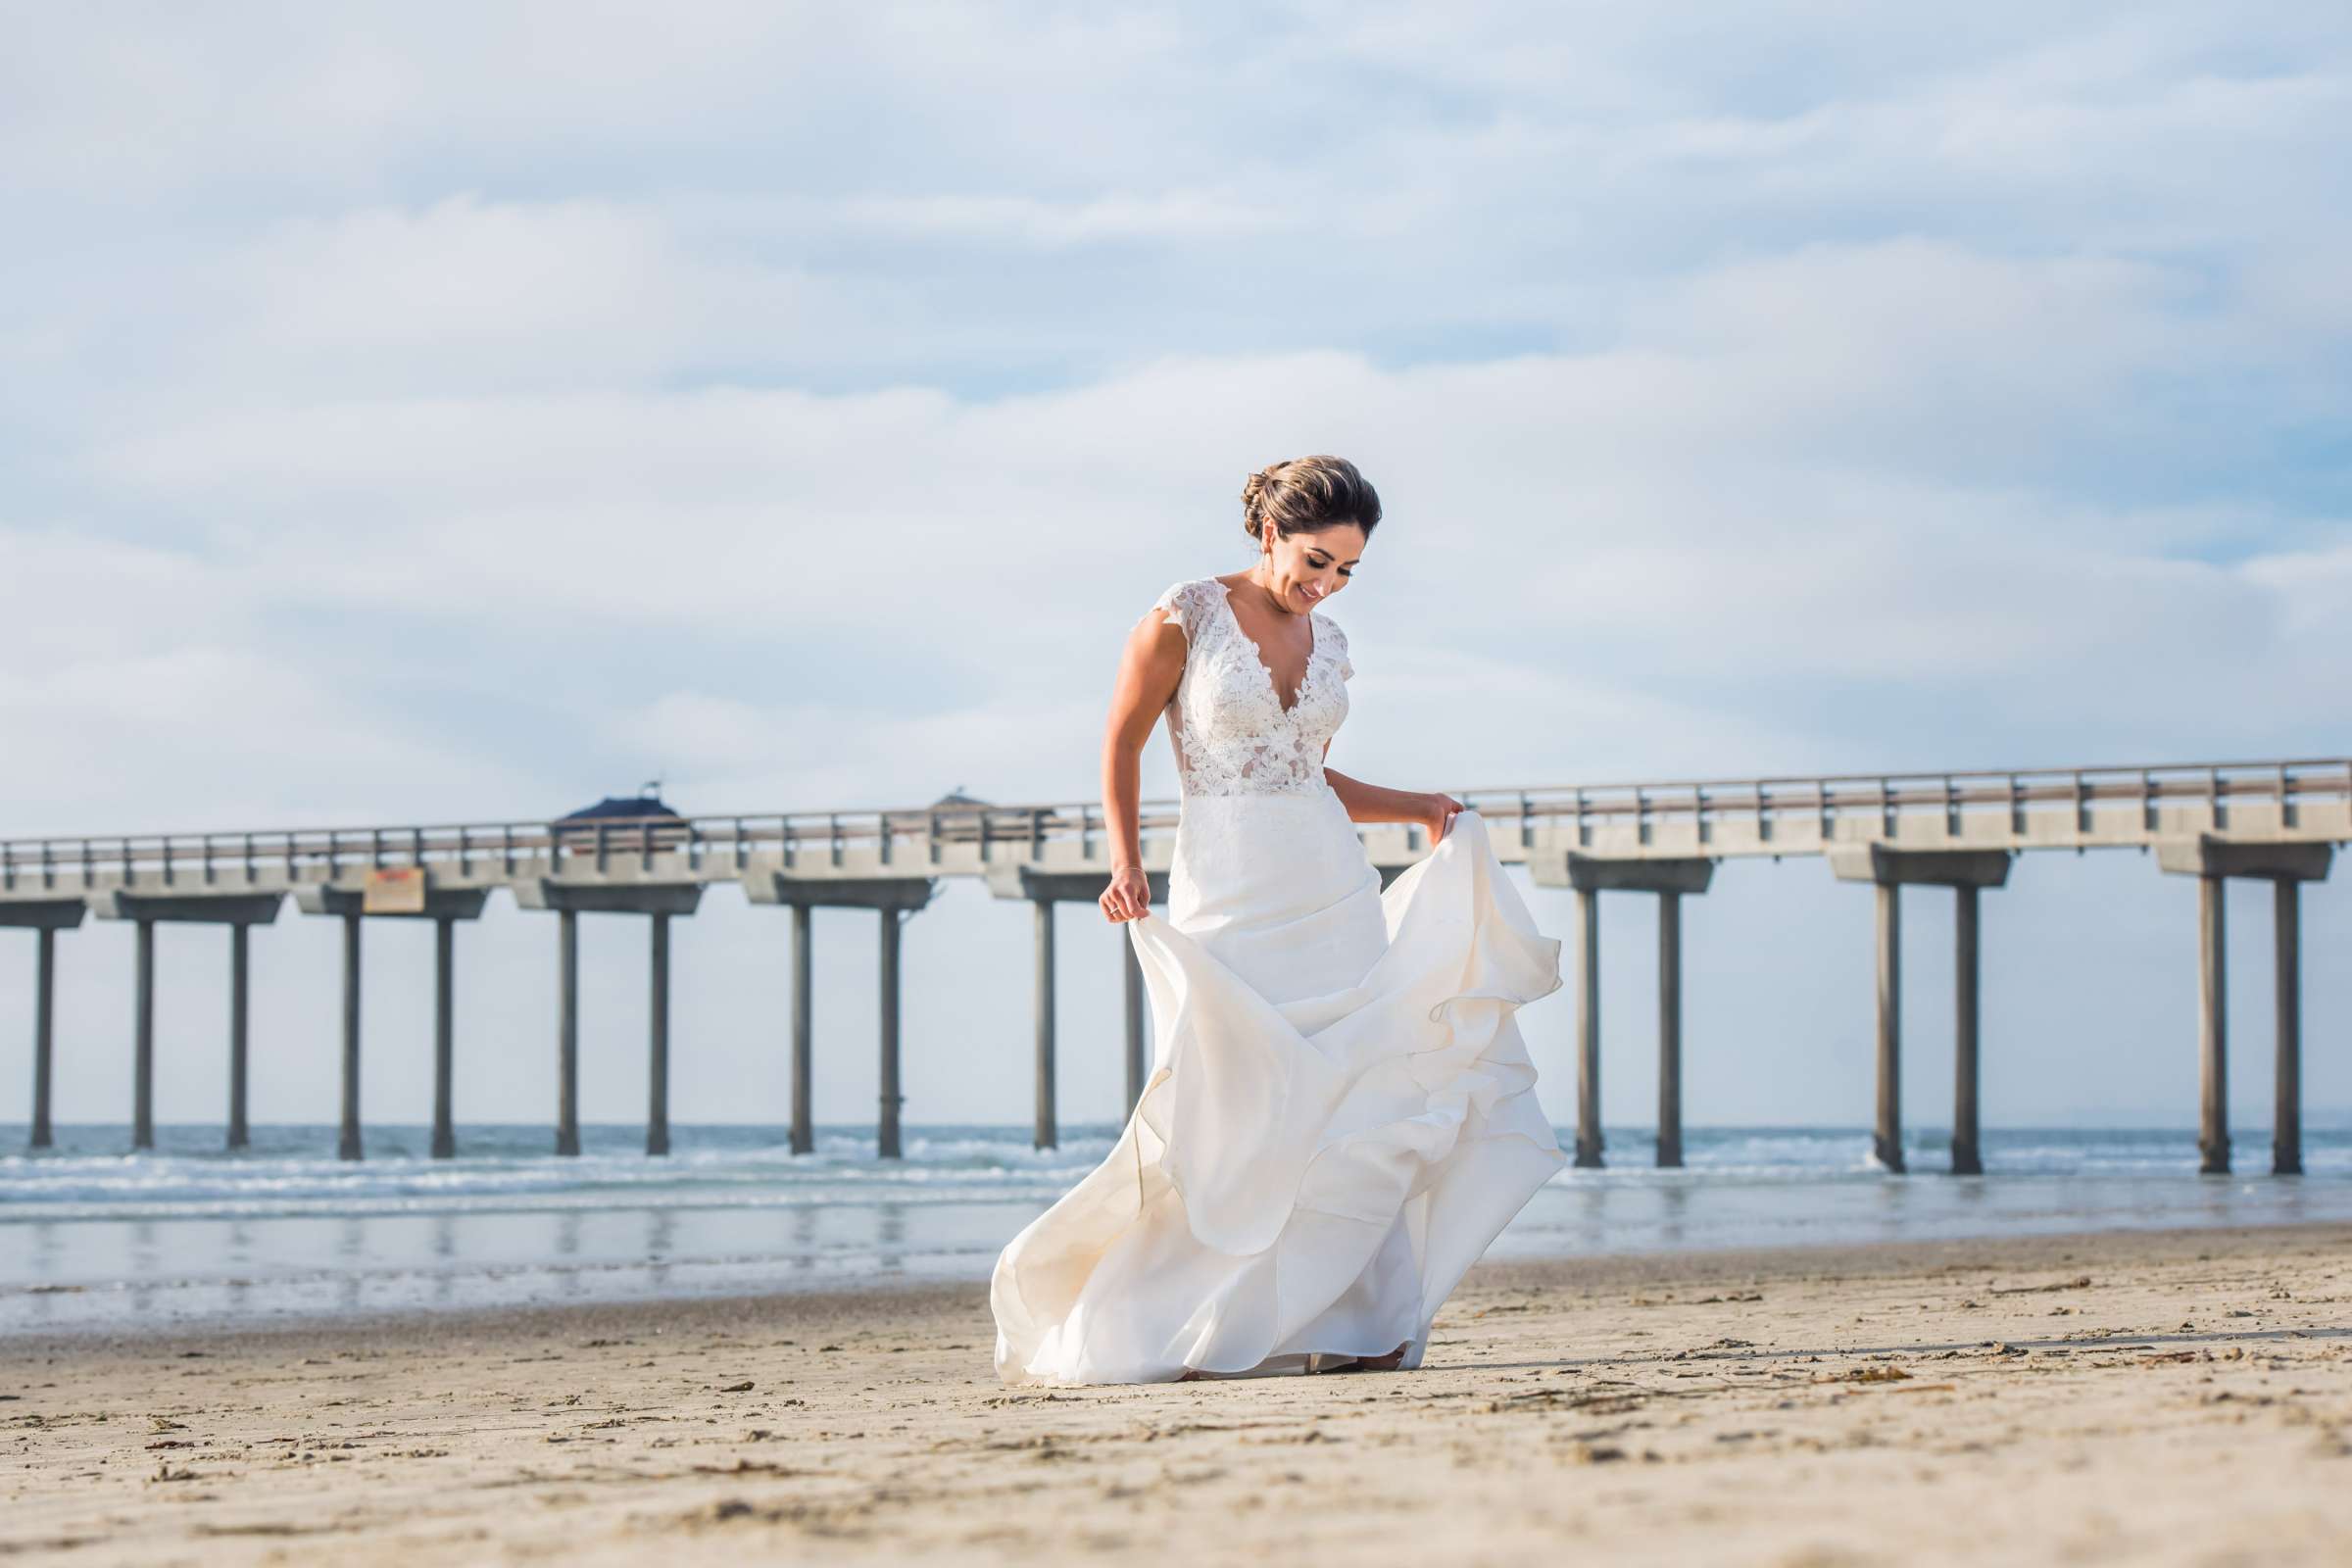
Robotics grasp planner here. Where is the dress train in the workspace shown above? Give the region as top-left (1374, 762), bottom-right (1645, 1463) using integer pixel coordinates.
top-left (991, 801), bottom-right (1563, 1385)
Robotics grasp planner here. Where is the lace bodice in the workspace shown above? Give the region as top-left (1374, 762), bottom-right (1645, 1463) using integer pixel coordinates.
top-left (1144, 575), bottom-right (1353, 798)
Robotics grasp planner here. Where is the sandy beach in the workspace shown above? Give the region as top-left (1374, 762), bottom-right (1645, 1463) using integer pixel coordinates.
top-left (6, 1221), bottom-right (2350, 1565)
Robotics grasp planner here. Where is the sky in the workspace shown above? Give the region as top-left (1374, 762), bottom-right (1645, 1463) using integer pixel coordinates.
top-left (2, 2), bottom-right (2348, 1142)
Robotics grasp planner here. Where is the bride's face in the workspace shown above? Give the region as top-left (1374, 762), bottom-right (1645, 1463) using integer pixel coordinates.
top-left (1261, 524), bottom-right (1366, 612)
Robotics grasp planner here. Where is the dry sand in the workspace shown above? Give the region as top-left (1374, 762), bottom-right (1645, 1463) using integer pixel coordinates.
top-left (7, 1222), bottom-right (2352, 1565)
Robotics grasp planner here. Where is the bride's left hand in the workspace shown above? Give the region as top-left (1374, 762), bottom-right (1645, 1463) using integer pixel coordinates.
top-left (1422, 792), bottom-right (1464, 842)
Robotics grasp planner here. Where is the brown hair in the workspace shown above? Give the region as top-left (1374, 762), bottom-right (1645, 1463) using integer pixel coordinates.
top-left (1241, 455), bottom-right (1382, 542)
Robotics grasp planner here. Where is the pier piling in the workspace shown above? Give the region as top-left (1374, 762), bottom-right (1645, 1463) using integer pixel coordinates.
top-left (511, 881), bottom-right (703, 1158)
top-left (1657, 891), bottom-right (1683, 1169)
top-left (1830, 846), bottom-right (2012, 1177)
top-left (432, 914), bottom-right (456, 1159)
top-left (8, 902), bottom-right (83, 1152)
top-left (791, 903), bottom-right (813, 1155)
top-left (2276, 879), bottom-right (2300, 1177)
top-left (1537, 856), bottom-right (1717, 1172)
top-left (1123, 932), bottom-right (1147, 1118)
top-left (648, 912), bottom-right (670, 1157)
top-left (1874, 883), bottom-right (1902, 1173)
top-left (294, 884), bottom-right (482, 1162)
top-left (1574, 888), bottom-right (1601, 1168)
top-left (338, 911), bottom-right (362, 1160)
top-left (135, 917), bottom-right (156, 1152)
top-left (748, 876), bottom-right (937, 1162)
top-left (228, 923), bottom-right (250, 1152)
top-left (879, 906), bottom-right (905, 1159)
top-left (32, 927), bottom-right (56, 1151)
top-left (89, 893), bottom-right (285, 1153)
top-left (2155, 835), bottom-right (2331, 1176)
top-left (1033, 899), bottom-right (1056, 1151)
top-left (557, 908), bottom-right (579, 1156)
top-left (2198, 875), bottom-right (2228, 1173)
top-left (985, 865), bottom-right (1160, 1140)
top-left (1952, 885), bottom-right (1983, 1176)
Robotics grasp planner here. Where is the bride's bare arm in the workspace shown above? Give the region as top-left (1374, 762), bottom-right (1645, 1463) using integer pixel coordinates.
top-left (1323, 742), bottom-right (1462, 841)
top-left (1099, 610), bottom-right (1186, 922)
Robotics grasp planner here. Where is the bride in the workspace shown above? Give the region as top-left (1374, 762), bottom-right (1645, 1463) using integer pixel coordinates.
top-left (990, 455), bottom-right (1567, 1384)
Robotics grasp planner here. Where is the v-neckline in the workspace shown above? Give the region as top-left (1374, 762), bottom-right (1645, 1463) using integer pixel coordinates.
top-left (1215, 577), bottom-right (1316, 717)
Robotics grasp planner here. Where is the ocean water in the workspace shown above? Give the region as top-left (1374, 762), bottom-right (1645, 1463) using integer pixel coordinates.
top-left (4, 1121), bottom-right (2349, 1339)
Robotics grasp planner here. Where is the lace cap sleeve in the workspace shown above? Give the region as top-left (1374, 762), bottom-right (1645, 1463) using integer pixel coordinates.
top-left (1145, 578), bottom-right (1203, 642)
top-left (1321, 614), bottom-right (1352, 681)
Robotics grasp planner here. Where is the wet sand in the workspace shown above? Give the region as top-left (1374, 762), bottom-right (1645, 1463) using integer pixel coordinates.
top-left (6, 1222), bottom-right (2351, 1565)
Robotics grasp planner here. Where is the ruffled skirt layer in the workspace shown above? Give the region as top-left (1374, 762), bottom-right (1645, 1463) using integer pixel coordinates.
top-left (990, 796), bottom-right (1563, 1385)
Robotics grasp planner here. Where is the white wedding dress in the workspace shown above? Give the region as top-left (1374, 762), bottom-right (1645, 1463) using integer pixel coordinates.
top-left (990, 574), bottom-right (1566, 1384)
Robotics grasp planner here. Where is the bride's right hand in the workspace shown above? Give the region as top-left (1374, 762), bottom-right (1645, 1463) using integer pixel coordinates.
top-left (1101, 866), bottom-right (1151, 923)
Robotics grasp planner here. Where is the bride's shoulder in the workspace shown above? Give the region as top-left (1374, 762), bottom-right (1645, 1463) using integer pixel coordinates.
top-left (1311, 605), bottom-right (1353, 681)
top-left (1142, 575), bottom-right (1224, 640)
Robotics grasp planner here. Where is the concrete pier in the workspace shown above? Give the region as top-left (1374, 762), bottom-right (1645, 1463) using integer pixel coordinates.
top-left (1952, 885), bottom-right (1982, 1176)
top-left (748, 874), bottom-right (938, 1160)
top-left (228, 924), bottom-right (250, 1151)
top-left (431, 915), bottom-right (456, 1159)
top-left (791, 904), bottom-right (813, 1155)
top-left (514, 880), bottom-right (703, 1158)
top-left (1875, 883), bottom-right (1900, 1173)
top-left (6, 901), bottom-right (82, 1152)
top-left (87, 892), bottom-right (285, 1154)
top-left (33, 926), bottom-right (58, 1150)
top-left (879, 906), bottom-right (906, 1158)
top-left (557, 908), bottom-right (578, 1155)
top-left (1032, 900), bottom-right (1056, 1150)
top-left (1829, 846), bottom-right (2012, 1176)
top-left (1537, 855), bottom-right (1715, 1171)
top-left (338, 911), bottom-right (362, 1159)
top-left (296, 884), bottom-right (489, 1161)
top-left (1573, 889), bottom-right (1601, 1167)
top-left (2199, 875), bottom-right (2228, 1174)
top-left (3, 759), bottom-right (2345, 1171)
top-left (135, 917), bottom-right (156, 1150)
top-left (648, 913), bottom-right (671, 1156)
top-left (985, 865), bottom-right (1165, 1152)
top-left (1122, 934), bottom-right (1148, 1118)
top-left (1657, 891), bottom-right (1684, 1169)
top-left (2276, 879), bottom-right (2300, 1177)
top-left (2156, 835), bottom-right (2333, 1175)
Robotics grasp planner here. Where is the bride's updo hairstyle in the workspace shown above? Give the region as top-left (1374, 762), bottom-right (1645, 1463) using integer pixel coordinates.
top-left (1241, 455), bottom-right (1382, 542)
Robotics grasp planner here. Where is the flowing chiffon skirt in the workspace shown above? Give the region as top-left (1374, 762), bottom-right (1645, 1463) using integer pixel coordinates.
top-left (990, 799), bottom-right (1565, 1385)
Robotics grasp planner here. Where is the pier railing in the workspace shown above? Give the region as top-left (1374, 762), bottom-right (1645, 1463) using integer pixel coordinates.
top-left (5, 758), bottom-right (2347, 889)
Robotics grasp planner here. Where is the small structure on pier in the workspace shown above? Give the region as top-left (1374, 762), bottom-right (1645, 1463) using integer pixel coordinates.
top-left (554, 785), bottom-right (686, 831)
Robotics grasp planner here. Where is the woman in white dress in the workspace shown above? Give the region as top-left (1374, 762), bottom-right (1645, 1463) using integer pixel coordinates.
top-left (991, 455), bottom-right (1567, 1385)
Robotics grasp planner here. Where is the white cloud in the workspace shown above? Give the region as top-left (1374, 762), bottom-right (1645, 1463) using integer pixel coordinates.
top-left (1, 2), bottom-right (2347, 1128)
top-left (829, 191), bottom-right (1297, 246)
